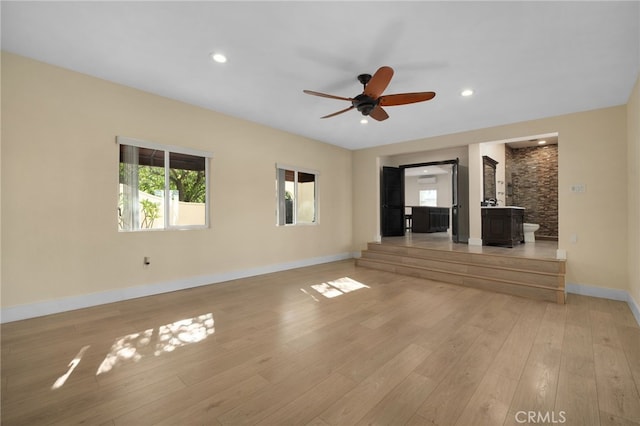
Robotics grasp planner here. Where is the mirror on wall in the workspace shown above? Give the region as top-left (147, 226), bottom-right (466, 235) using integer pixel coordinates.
top-left (482, 155), bottom-right (498, 204)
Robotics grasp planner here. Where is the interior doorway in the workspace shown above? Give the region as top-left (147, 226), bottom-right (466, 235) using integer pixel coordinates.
top-left (380, 159), bottom-right (469, 243)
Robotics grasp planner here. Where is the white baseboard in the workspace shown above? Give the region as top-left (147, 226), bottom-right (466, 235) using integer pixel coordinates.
top-left (468, 237), bottom-right (483, 246)
top-left (630, 295), bottom-right (640, 326)
top-left (0, 252), bottom-right (356, 323)
top-left (566, 282), bottom-right (640, 326)
top-left (5, 260), bottom-right (639, 328)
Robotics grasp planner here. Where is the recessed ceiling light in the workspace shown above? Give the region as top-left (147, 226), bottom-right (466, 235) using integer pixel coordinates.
top-left (461, 89), bottom-right (473, 97)
top-left (360, 118), bottom-right (368, 124)
top-left (538, 140), bottom-right (547, 145)
top-left (210, 53), bottom-right (227, 63)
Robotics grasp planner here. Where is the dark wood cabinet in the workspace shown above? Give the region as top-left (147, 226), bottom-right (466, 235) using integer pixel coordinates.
top-left (482, 207), bottom-right (524, 247)
top-left (410, 207), bottom-right (450, 233)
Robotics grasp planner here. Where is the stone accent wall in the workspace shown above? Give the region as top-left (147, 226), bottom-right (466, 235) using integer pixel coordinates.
top-left (506, 144), bottom-right (558, 239)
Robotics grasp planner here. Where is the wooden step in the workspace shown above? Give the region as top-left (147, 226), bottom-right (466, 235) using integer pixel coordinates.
top-left (356, 242), bottom-right (566, 304)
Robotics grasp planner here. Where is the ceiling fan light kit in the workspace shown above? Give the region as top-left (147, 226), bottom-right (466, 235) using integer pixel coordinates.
top-left (303, 66), bottom-right (436, 122)
top-left (209, 52), bottom-right (227, 63)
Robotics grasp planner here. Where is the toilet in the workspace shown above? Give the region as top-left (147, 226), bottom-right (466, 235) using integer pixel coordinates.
top-left (523, 223), bottom-right (540, 242)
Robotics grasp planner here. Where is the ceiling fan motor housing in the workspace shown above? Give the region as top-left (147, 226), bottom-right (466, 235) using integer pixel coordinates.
top-left (352, 94), bottom-right (378, 116)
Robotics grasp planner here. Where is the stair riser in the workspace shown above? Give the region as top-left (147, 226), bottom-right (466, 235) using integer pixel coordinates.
top-left (356, 258), bottom-right (563, 304)
top-left (361, 251), bottom-right (563, 288)
top-left (462, 276), bottom-right (563, 304)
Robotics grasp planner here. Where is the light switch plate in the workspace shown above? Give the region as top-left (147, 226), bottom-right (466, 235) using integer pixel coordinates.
top-left (571, 184), bottom-right (586, 193)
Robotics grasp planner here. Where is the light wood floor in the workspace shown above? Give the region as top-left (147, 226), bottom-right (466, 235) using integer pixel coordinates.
top-left (2, 260), bottom-right (639, 425)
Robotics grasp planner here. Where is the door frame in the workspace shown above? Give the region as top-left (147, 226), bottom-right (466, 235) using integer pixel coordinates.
top-left (398, 159), bottom-right (467, 243)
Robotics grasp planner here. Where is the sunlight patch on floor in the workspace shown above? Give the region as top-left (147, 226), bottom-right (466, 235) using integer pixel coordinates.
top-left (310, 277), bottom-right (370, 299)
top-left (96, 313), bottom-right (214, 375)
top-left (51, 345), bottom-right (91, 390)
top-left (155, 314), bottom-right (214, 355)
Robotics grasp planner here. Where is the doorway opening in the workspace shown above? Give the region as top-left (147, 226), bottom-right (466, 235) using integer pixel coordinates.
top-left (380, 159), bottom-right (469, 243)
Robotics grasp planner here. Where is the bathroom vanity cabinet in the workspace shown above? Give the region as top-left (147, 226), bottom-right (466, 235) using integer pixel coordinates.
top-left (481, 207), bottom-right (524, 247)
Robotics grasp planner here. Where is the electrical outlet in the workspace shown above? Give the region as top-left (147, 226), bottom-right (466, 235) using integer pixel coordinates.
top-left (570, 234), bottom-right (578, 244)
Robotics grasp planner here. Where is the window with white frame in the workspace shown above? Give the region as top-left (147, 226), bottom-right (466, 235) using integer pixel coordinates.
top-left (276, 165), bottom-right (318, 225)
top-left (118, 137), bottom-right (211, 231)
top-left (419, 189), bottom-right (438, 207)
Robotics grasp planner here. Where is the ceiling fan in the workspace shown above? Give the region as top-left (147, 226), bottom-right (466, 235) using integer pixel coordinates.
top-left (303, 66), bottom-right (436, 121)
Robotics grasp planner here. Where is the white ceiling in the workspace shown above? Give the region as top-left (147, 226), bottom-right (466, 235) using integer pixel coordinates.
top-left (2, 1), bottom-right (638, 151)
top-left (506, 136), bottom-right (558, 149)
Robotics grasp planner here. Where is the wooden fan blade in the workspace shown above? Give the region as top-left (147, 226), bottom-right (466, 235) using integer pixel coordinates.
top-left (321, 105), bottom-right (355, 119)
top-left (369, 105), bottom-right (389, 121)
top-left (379, 91), bottom-right (436, 106)
top-left (363, 66), bottom-right (394, 99)
top-left (303, 90), bottom-right (353, 102)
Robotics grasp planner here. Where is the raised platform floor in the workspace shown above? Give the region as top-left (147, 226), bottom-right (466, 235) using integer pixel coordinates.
top-left (357, 232), bottom-right (566, 304)
top-left (382, 231), bottom-right (560, 260)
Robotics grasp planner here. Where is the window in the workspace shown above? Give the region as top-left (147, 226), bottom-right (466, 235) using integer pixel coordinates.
top-left (118, 137), bottom-right (211, 231)
top-left (276, 165), bottom-right (318, 225)
top-left (419, 189), bottom-right (437, 207)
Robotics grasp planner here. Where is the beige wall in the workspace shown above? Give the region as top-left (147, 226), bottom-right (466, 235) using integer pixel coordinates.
top-left (1, 52), bottom-right (353, 309)
top-left (404, 173), bottom-right (453, 208)
top-left (353, 105), bottom-right (629, 292)
top-left (0, 53), bottom-right (3, 310)
top-left (2, 51), bottom-right (638, 319)
top-left (628, 74), bottom-right (640, 308)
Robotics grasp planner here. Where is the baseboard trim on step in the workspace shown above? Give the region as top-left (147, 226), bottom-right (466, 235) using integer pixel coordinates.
top-left (0, 252), bottom-right (357, 324)
top-left (566, 282), bottom-right (640, 326)
top-left (468, 237), bottom-right (483, 246)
